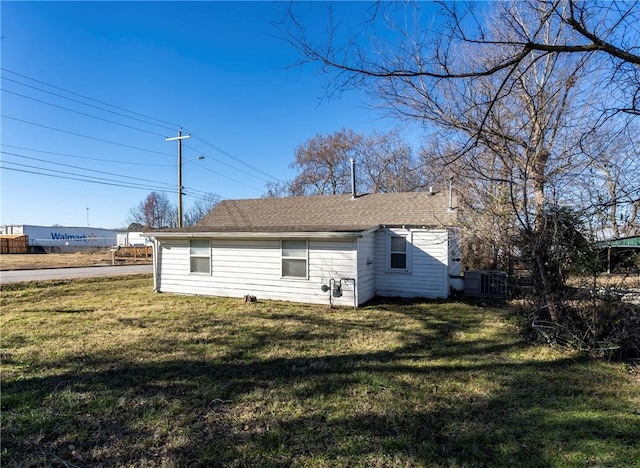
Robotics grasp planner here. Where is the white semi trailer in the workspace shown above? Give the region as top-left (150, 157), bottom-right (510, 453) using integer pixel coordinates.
top-left (0, 225), bottom-right (118, 252)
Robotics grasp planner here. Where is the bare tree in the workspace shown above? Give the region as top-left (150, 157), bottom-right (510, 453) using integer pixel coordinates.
top-left (576, 125), bottom-right (640, 238)
top-left (281, 0), bottom-right (639, 320)
top-left (263, 128), bottom-right (423, 197)
top-left (263, 180), bottom-right (298, 198)
top-left (290, 128), bottom-right (362, 195)
top-left (426, 11), bottom-right (589, 319)
top-left (183, 193), bottom-right (221, 227)
top-left (359, 130), bottom-right (423, 193)
top-left (282, 0), bottom-right (639, 214)
top-left (283, 1), bottom-right (639, 117)
top-left (128, 192), bottom-right (177, 229)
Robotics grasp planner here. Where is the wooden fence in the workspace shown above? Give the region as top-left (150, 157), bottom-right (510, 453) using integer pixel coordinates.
top-left (111, 245), bottom-right (153, 264)
top-left (0, 235), bottom-right (29, 254)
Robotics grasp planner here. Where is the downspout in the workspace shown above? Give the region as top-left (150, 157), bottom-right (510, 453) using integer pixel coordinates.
top-left (152, 238), bottom-right (159, 292)
top-left (353, 237), bottom-right (359, 308)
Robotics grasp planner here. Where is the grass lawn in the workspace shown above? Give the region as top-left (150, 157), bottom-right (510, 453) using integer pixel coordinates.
top-left (0, 251), bottom-right (149, 271)
top-left (2, 275), bottom-right (639, 467)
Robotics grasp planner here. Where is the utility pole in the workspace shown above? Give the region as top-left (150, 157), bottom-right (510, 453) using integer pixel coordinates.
top-left (166, 129), bottom-right (191, 227)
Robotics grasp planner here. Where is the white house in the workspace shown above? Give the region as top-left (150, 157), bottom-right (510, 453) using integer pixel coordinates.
top-left (148, 191), bottom-right (461, 307)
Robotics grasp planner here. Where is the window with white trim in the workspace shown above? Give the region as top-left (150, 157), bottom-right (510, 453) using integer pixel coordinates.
top-left (281, 239), bottom-right (308, 278)
top-left (388, 234), bottom-right (410, 272)
top-left (189, 239), bottom-right (211, 274)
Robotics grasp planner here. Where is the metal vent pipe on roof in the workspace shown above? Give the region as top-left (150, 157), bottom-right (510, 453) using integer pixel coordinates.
top-left (350, 158), bottom-right (357, 199)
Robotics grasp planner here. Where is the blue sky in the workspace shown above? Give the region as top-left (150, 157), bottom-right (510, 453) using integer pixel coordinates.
top-left (1, 1), bottom-right (424, 229)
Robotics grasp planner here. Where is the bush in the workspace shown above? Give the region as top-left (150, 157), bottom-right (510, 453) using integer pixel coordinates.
top-left (514, 295), bottom-right (640, 360)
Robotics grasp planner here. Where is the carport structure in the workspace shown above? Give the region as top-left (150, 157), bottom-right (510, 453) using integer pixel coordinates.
top-left (598, 235), bottom-right (640, 274)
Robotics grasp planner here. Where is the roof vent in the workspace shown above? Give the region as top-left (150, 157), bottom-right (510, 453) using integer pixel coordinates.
top-left (350, 158), bottom-right (357, 199)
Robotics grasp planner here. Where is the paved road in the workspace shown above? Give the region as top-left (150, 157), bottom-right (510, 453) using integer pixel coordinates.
top-left (0, 264), bottom-right (153, 285)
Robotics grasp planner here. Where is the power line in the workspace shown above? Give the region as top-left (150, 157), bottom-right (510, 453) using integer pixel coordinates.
top-left (2, 67), bottom-right (283, 188)
top-left (4, 68), bottom-right (281, 182)
top-left (2, 163), bottom-right (225, 202)
top-left (1, 67), bottom-right (179, 130)
top-left (1, 144), bottom-right (174, 167)
top-left (2, 75), bottom-right (177, 132)
top-left (2, 114), bottom-right (175, 158)
top-left (192, 161), bottom-right (264, 193)
top-left (180, 185), bottom-right (224, 201)
top-left (2, 151), bottom-right (175, 188)
top-left (1, 162), bottom-right (178, 193)
top-left (2, 89), bottom-right (168, 137)
top-left (1, 143), bottom-right (230, 201)
top-left (183, 142), bottom-right (273, 183)
top-left (187, 132), bottom-right (281, 182)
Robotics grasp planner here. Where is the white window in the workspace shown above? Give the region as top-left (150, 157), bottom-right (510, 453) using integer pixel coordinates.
top-left (190, 239), bottom-right (211, 274)
top-left (282, 239), bottom-right (308, 278)
top-left (388, 234), bottom-right (410, 272)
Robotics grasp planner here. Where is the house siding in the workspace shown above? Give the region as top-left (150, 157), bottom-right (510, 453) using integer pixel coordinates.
top-left (157, 237), bottom-right (356, 306)
top-left (356, 231), bottom-right (376, 305)
top-left (374, 228), bottom-right (449, 299)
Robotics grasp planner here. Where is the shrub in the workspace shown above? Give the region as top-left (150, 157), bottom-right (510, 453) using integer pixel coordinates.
top-left (515, 294), bottom-right (640, 360)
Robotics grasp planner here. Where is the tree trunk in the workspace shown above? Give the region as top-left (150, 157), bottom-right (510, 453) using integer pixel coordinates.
top-left (532, 241), bottom-right (559, 322)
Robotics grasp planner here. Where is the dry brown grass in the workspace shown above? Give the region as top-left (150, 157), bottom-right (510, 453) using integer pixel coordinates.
top-left (0, 251), bottom-right (149, 271)
top-left (566, 272), bottom-right (640, 290)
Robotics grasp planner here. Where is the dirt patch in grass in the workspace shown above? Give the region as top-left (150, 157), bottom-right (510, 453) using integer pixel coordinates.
top-left (0, 251), bottom-right (149, 270)
top-left (2, 276), bottom-right (639, 466)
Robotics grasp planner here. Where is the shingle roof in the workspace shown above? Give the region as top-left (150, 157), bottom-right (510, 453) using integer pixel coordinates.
top-left (172, 191), bottom-right (457, 233)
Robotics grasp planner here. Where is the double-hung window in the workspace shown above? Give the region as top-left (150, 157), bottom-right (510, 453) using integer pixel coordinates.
top-left (388, 234), bottom-right (410, 272)
top-left (281, 239), bottom-right (308, 278)
top-left (190, 239), bottom-right (211, 274)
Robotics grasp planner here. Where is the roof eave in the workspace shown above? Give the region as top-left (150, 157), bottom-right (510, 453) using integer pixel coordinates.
top-left (145, 229), bottom-right (377, 239)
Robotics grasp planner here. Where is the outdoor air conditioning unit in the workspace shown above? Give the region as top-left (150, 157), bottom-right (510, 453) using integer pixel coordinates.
top-left (463, 270), bottom-right (508, 297)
